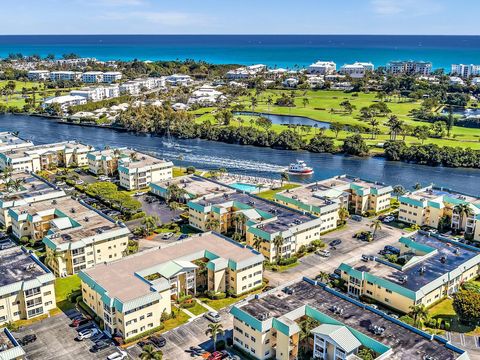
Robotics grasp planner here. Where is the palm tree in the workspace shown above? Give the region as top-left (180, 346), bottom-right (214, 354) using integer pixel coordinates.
top-left (370, 219), bottom-right (382, 241)
top-left (272, 235), bottom-right (284, 263)
top-left (168, 201), bottom-right (181, 211)
top-left (252, 236), bottom-right (263, 252)
top-left (280, 172), bottom-right (289, 187)
top-left (454, 203), bottom-right (474, 233)
top-left (205, 323), bottom-right (224, 352)
top-left (393, 185), bottom-right (406, 200)
top-left (266, 96), bottom-right (273, 112)
top-left (386, 115), bottom-right (403, 141)
top-left (140, 344), bottom-right (163, 360)
top-left (205, 218), bottom-right (221, 232)
top-left (409, 304), bottom-right (428, 327)
top-left (302, 98), bottom-right (309, 108)
top-left (142, 215), bottom-right (159, 235)
top-left (368, 118), bottom-right (380, 139)
top-left (316, 271), bottom-right (330, 283)
top-left (45, 249), bottom-right (61, 269)
top-left (338, 207), bottom-right (349, 225)
top-left (250, 96), bottom-right (258, 112)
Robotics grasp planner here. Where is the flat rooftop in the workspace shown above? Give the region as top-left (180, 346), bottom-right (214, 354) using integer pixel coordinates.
top-left (4, 141), bottom-right (90, 159)
top-left (0, 246), bottom-right (47, 287)
top-left (351, 233), bottom-right (480, 292)
top-left (0, 132), bottom-right (32, 148)
top-left (239, 281), bottom-right (460, 360)
top-left (11, 196), bottom-right (124, 245)
top-left (406, 187), bottom-right (480, 206)
top-left (152, 175), bottom-right (233, 199)
top-left (118, 151), bottom-right (172, 169)
top-left (194, 192), bottom-right (315, 234)
top-left (0, 174), bottom-right (63, 205)
top-left (84, 232), bottom-right (262, 302)
top-left (316, 175), bottom-right (392, 193)
top-left (277, 182), bottom-right (346, 207)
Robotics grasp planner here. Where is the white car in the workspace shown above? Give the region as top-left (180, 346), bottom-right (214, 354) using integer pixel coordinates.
top-left (204, 311), bottom-right (221, 323)
top-left (134, 191), bottom-right (146, 197)
top-left (162, 232), bottom-right (174, 240)
top-left (107, 350), bottom-right (128, 360)
top-left (75, 179), bottom-right (84, 185)
top-left (99, 176), bottom-right (110, 181)
top-left (76, 327), bottom-right (99, 341)
top-left (383, 216), bottom-right (395, 223)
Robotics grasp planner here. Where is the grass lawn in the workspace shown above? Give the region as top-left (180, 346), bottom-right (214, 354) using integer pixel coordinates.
top-left (173, 167), bottom-right (186, 177)
top-left (199, 288), bottom-right (264, 311)
top-left (160, 310), bottom-right (190, 333)
top-left (256, 183), bottom-right (301, 201)
top-left (429, 298), bottom-right (480, 335)
top-left (55, 275), bottom-right (81, 312)
top-left (194, 88), bottom-right (480, 151)
top-left (188, 301), bottom-right (208, 316)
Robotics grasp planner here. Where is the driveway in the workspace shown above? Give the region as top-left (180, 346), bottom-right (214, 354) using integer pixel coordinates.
top-left (136, 195), bottom-right (184, 223)
top-left (265, 219), bottom-right (409, 286)
top-left (13, 310), bottom-right (121, 360)
top-left (126, 308), bottom-right (233, 360)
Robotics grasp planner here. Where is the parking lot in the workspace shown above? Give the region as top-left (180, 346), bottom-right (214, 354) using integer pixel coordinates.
top-left (265, 218), bottom-right (409, 286)
top-left (126, 308), bottom-right (233, 359)
top-left (13, 310), bottom-right (124, 360)
top-left (137, 194), bottom-right (184, 223)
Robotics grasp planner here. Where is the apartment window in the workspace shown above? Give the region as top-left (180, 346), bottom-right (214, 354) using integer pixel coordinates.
top-left (386, 289), bottom-right (392, 294)
top-left (45, 301), bottom-right (53, 306)
top-left (0, 305), bottom-right (4, 310)
top-left (140, 315), bottom-right (145, 320)
top-left (25, 287), bottom-right (41, 297)
top-left (147, 312), bottom-right (153, 317)
top-left (13, 311), bottom-right (20, 316)
top-left (27, 307), bottom-right (43, 317)
top-left (384, 298), bottom-right (390, 303)
top-left (43, 291), bottom-right (51, 296)
top-left (0, 316), bottom-right (6, 321)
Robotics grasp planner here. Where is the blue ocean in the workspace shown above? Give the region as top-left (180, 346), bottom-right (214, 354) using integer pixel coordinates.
top-left (1, 35), bottom-right (480, 70)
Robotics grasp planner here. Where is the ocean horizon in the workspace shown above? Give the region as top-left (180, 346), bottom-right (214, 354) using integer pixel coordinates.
top-left (1, 34), bottom-right (480, 70)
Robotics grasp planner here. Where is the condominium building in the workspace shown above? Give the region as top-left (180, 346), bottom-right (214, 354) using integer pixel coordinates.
top-left (8, 196), bottom-right (130, 276)
top-left (87, 147), bottom-right (132, 176)
top-left (150, 174), bottom-right (233, 202)
top-left (0, 132), bottom-right (33, 153)
top-left (81, 71), bottom-right (104, 83)
top-left (398, 186), bottom-right (480, 239)
top-left (386, 61), bottom-right (432, 75)
top-left (0, 327), bottom-right (26, 360)
top-left (117, 152), bottom-right (173, 190)
top-left (274, 175), bottom-right (392, 220)
top-left (230, 279), bottom-right (468, 360)
top-left (79, 232), bottom-right (263, 339)
top-left (0, 141), bottom-right (92, 172)
top-left (339, 62), bottom-right (374, 78)
top-left (70, 85), bottom-right (120, 102)
top-left (119, 78), bottom-right (165, 95)
top-left (27, 70), bottom-right (50, 81)
top-left (49, 71), bottom-right (82, 82)
top-left (42, 95), bottom-right (87, 111)
top-left (165, 74), bottom-right (193, 86)
top-left (0, 173), bottom-right (65, 227)
top-left (307, 61), bottom-right (336, 75)
top-left (451, 64), bottom-right (480, 78)
top-left (0, 246), bottom-right (56, 326)
top-left (188, 192), bottom-right (322, 262)
top-left (187, 86), bottom-right (224, 106)
top-left (226, 64), bottom-right (267, 80)
top-left (340, 232), bottom-right (480, 313)
top-left (102, 71), bottom-right (123, 83)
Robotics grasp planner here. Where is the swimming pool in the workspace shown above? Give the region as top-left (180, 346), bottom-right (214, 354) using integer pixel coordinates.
top-left (230, 182), bottom-right (260, 193)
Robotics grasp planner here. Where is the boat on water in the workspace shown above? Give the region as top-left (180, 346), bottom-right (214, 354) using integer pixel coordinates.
top-left (287, 160), bottom-right (314, 175)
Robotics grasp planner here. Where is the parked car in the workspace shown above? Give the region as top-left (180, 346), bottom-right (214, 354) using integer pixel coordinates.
top-left (56, 181), bottom-right (66, 186)
top-left (137, 340), bottom-right (152, 348)
top-left (383, 215), bottom-right (395, 223)
top-left (329, 273), bottom-right (341, 281)
top-left (134, 191), bottom-right (147, 197)
top-left (208, 351), bottom-right (224, 360)
top-left (351, 214), bottom-right (362, 222)
top-left (204, 311), bottom-right (221, 323)
top-left (361, 254), bottom-right (370, 262)
top-left (330, 239), bottom-right (342, 247)
top-left (20, 334), bottom-right (37, 345)
top-left (161, 232), bottom-right (174, 240)
top-left (76, 327), bottom-right (99, 341)
top-left (334, 268), bottom-right (342, 276)
top-left (177, 234), bottom-right (189, 241)
top-left (315, 249), bottom-right (330, 257)
top-left (107, 350), bottom-right (128, 360)
top-left (148, 335), bottom-right (166, 348)
top-left (75, 179), bottom-right (84, 185)
top-left (384, 245), bottom-right (400, 255)
top-left (70, 317), bottom-right (89, 327)
top-left (90, 340), bottom-right (110, 352)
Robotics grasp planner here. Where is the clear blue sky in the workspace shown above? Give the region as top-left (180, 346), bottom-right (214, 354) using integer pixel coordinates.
top-left (1, 0), bottom-right (478, 35)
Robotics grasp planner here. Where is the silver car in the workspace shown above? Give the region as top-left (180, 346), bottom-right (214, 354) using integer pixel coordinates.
top-left (204, 311), bottom-right (221, 323)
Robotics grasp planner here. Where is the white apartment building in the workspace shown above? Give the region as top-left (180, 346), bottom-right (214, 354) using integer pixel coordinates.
top-left (70, 85), bottom-right (120, 102)
top-left (118, 152), bottom-right (173, 190)
top-left (102, 71), bottom-right (123, 83)
top-left (55, 58), bottom-right (97, 67)
top-left (451, 64), bottom-right (480, 78)
top-left (339, 62), bottom-right (374, 78)
top-left (165, 74), bottom-right (193, 86)
top-left (386, 61), bottom-right (432, 75)
top-left (307, 61), bottom-right (336, 75)
top-left (187, 86), bottom-right (224, 106)
top-left (0, 141), bottom-right (92, 172)
top-left (27, 70), bottom-right (50, 81)
top-left (0, 132), bottom-right (33, 153)
top-left (42, 95), bottom-right (86, 111)
top-left (82, 71), bottom-right (104, 83)
top-left (49, 71), bottom-right (82, 82)
top-left (226, 64), bottom-right (267, 80)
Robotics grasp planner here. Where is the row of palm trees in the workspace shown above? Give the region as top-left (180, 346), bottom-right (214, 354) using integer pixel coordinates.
top-left (1, 166), bottom-right (24, 193)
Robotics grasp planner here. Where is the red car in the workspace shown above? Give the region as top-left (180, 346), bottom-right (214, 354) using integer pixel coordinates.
top-left (71, 317), bottom-right (90, 328)
top-left (208, 352), bottom-right (224, 360)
